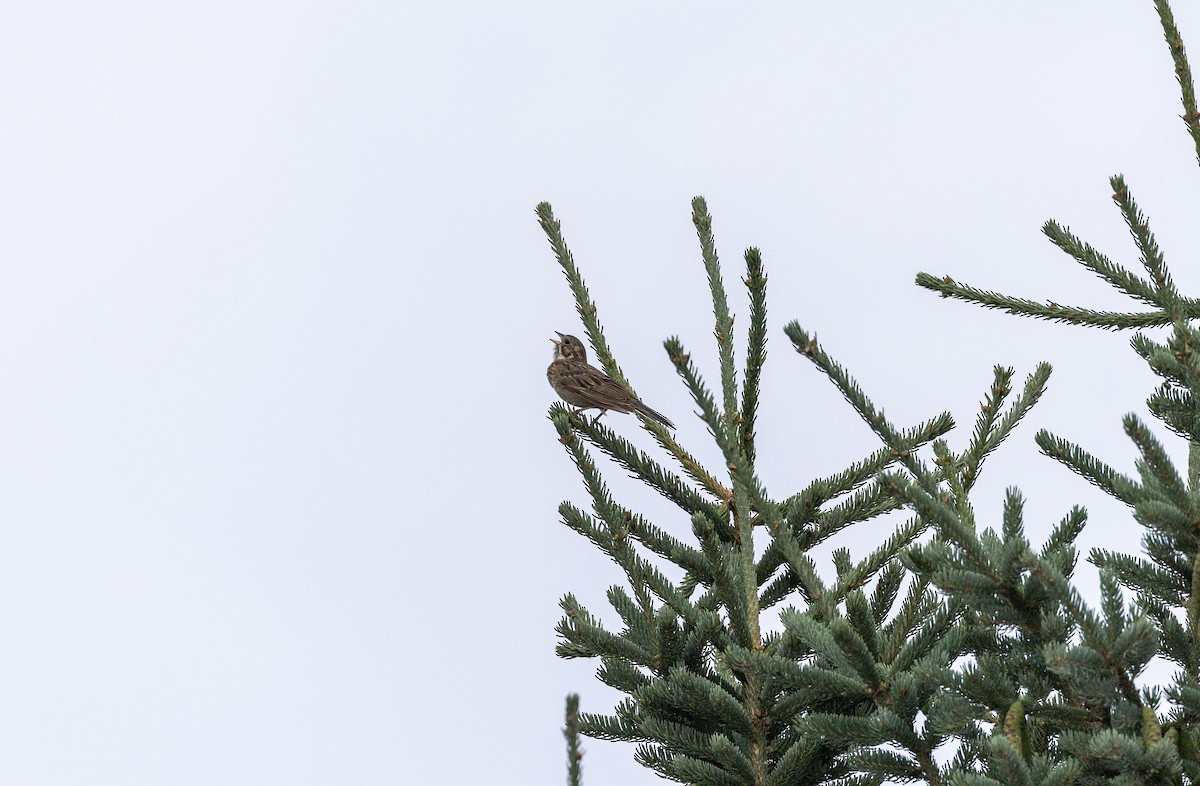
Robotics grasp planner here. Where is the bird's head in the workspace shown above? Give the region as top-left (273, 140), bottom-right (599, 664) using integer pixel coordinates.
top-left (552, 332), bottom-right (588, 362)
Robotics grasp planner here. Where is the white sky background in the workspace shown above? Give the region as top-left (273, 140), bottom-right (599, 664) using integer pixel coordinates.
top-left (2, 1), bottom-right (1199, 783)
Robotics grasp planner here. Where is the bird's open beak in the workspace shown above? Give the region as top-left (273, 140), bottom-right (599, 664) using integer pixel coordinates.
top-left (552, 331), bottom-right (565, 345)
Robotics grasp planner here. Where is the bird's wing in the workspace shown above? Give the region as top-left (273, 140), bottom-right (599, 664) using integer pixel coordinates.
top-left (571, 365), bottom-right (637, 412)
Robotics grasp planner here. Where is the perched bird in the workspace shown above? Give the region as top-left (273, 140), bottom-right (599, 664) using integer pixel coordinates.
top-left (547, 332), bottom-right (675, 429)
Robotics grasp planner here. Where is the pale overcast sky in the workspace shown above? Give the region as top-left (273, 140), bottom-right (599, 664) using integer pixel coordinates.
top-left (2, 2), bottom-right (1199, 784)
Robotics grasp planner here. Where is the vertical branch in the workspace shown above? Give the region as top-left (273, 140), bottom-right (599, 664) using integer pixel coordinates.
top-left (734, 483), bottom-right (761, 644)
top-left (1154, 0), bottom-right (1200, 168)
top-left (1191, 440), bottom-right (1200, 672)
top-left (1109, 176), bottom-right (1181, 316)
top-left (742, 248), bottom-right (768, 465)
top-left (689, 202), bottom-right (768, 780)
top-left (691, 197), bottom-right (740, 437)
top-left (1190, 442), bottom-right (1200, 491)
top-left (536, 202), bottom-right (628, 385)
top-left (564, 694), bottom-right (584, 786)
top-left (687, 200), bottom-right (761, 655)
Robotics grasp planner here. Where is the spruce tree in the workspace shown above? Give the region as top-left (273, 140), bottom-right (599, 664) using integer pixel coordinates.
top-left (544, 2), bottom-right (1200, 783)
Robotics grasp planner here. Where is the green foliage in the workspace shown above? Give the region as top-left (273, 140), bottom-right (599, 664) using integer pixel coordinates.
top-left (566, 694), bottom-right (584, 786)
top-left (544, 3), bottom-right (1200, 784)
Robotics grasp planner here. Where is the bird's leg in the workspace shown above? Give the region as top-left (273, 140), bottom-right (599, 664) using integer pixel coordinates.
top-left (569, 406), bottom-right (597, 423)
top-left (591, 409), bottom-right (608, 425)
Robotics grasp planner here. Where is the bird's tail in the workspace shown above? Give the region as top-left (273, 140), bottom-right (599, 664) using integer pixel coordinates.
top-left (633, 400), bottom-right (675, 429)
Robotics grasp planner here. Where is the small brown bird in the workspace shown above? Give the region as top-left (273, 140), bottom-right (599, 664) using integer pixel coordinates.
top-left (547, 332), bottom-right (675, 429)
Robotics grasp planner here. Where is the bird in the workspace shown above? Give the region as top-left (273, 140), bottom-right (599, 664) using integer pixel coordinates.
top-left (547, 332), bottom-right (675, 429)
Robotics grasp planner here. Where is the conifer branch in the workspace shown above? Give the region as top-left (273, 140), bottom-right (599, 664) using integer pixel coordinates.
top-left (536, 202), bottom-right (630, 386)
top-left (990, 362), bottom-right (1051, 438)
top-left (691, 510), bottom-right (754, 648)
top-left (1034, 430), bottom-right (1145, 505)
top-left (834, 517), bottom-right (926, 601)
top-left (868, 563), bottom-right (907, 628)
top-left (551, 403), bottom-right (724, 519)
top-left (553, 415), bottom-right (631, 534)
top-left (691, 197), bottom-right (740, 431)
top-left (666, 337), bottom-right (737, 459)
top-left (1041, 219), bottom-right (1161, 307)
top-left (624, 512), bottom-right (712, 584)
top-left (1025, 557), bottom-right (1144, 706)
top-left (1130, 333), bottom-right (1187, 386)
top-left (656, 290), bottom-right (775, 765)
top-left (786, 324), bottom-right (953, 487)
top-left (1124, 412), bottom-right (1194, 517)
top-left (564, 694), bottom-right (584, 786)
top-left (1154, 0), bottom-right (1200, 168)
top-left (759, 523), bottom-right (832, 614)
top-left (557, 593), bottom-right (652, 662)
top-left (879, 577), bottom-right (937, 665)
top-left (559, 502), bottom-right (712, 642)
top-left (776, 612), bottom-right (868, 687)
top-left (1147, 385), bottom-right (1200, 443)
top-left (664, 336), bottom-right (779, 657)
top-left (1190, 442), bottom-right (1200, 490)
top-left (656, 430), bottom-right (736, 506)
top-left (890, 603), bottom-right (962, 684)
top-left (759, 490), bottom-right (925, 611)
top-left (538, 201), bottom-right (733, 503)
top-left (554, 419), bottom-right (721, 631)
top-left (783, 415), bottom-right (954, 518)
top-left (957, 366), bottom-right (1014, 492)
top-left (742, 248), bottom-right (768, 465)
top-left (1109, 176), bottom-right (1180, 310)
top-left (881, 473), bottom-right (994, 575)
top-left (1041, 506), bottom-right (1088, 565)
top-left (650, 665), bottom-right (757, 737)
top-left (913, 272), bottom-right (1182, 329)
top-left (810, 483), bottom-right (905, 544)
top-left (599, 656), bottom-right (652, 694)
top-left (578, 700), bottom-right (647, 742)
top-left (782, 448), bottom-right (902, 522)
